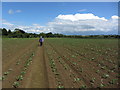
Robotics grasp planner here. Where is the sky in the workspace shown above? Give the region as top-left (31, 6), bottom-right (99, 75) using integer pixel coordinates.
top-left (1, 2), bottom-right (119, 35)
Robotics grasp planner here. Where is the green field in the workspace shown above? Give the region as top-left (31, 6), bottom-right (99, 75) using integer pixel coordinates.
top-left (2, 38), bottom-right (119, 88)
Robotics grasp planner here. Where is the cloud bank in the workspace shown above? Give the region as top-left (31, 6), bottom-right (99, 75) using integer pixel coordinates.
top-left (2, 13), bottom-right (119, 35)
top-left (46, 13), bottom-right (118, 35)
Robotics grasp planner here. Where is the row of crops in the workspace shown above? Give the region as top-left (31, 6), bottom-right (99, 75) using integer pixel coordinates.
top-left (44, 38), bottom-right (119, 88)
top-left (1, 39), bottom-right (38, 88)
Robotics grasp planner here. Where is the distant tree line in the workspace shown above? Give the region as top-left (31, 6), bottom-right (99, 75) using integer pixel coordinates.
top-left (0, 28), bottom-right (119, 38)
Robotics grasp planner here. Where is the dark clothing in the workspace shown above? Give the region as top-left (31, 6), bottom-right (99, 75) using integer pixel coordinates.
top-left (39, 38), bottom-right (44, 46)
top-left (39, 38), bottom-right (42, 42)
top-left (40, 42), bottom-right (42, 46)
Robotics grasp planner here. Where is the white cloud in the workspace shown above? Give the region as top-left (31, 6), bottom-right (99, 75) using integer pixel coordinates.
top-left (111, 15), bottom-right (119, 19)
top-left (2, 13), bottom-right (119, 35)
top-left (56, 13), bottom-right (108, 21)
top-left (16, 10), bottom-right (22, 13)
top-left (8, 9), bottom-right (14, 14)
top-left (2, 20), bottom-right (46, 33)
top-left (2, 19), bottom-right (14, 26)
top-left (8, 9), bottom-right (22, 14)
top-left (33, 24), bottom-right (39, 26)
top-left (78, 9), bottom-right (87, 12)
top-left (46, 13), bottom-right (118, 34)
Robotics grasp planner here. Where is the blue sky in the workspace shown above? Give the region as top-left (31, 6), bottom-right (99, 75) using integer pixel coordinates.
top-left (2, 2), bottom-right (119, 35)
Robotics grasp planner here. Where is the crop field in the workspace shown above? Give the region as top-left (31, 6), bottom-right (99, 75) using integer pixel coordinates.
top-left (1, 38), bottom-right (119, 88)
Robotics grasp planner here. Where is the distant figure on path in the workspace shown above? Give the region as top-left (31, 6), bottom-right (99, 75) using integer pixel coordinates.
top-left (39, 36), bottom-right (44, 46)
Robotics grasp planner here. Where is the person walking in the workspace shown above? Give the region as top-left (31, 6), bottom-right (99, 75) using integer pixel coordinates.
top-left (39, 36), bottom-right (44, 46)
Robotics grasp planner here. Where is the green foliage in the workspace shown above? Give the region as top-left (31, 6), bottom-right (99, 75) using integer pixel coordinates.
top-left (2, 28), bottom-right (8, 35)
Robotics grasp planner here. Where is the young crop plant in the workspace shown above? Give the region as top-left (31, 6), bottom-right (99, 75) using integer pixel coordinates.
top-left (109, 79), bottom-right (118, 85)
top-left (16, 61), bottom-right (20, 65)
top-left (57, 85), bottom-right (64, 88)
top-left (102, 74), bottom-right (109, 79)
top-left (79, 68), bottom-right (83, 73)
top-left (64, 65), bottom-right (68, 70)
top-left (20, 71), bottom-right (26, 75)
top-left (101, 66), bottom-right (106, 70)
top-left (4, 71), bottom-right (9, 75)
top-left (73, 62), bottom-right (77, 66)
top-left (80, 85), bottom-right (87, 89)
top-left (71, 55), bottom-right (76, 58)
top-left (96, 70), bottom-right (100, 73)
top-left (57, 80), bottom-right (62, 85)
top-left (49, 59), bottom-right (58, 73)
top-left (0, 77), bottom-right (2, 81)
top-left (97, 63), bottom-right (101, 67)
top-left (90, 77), bottom-right (96, 84)
top-left (12, 82), bottom-right (20, 88)
top-left (16, 75), bottom-right (23, 81)
top-left (74, 78), bottom-right (81, 83)
top-left (32, 52), bottom-right (35, 56)
top-left (99, 83), bottom-right (105, 88)
top-left (23, 67), bottom-right (27, 71)
top-left (90, 58), bottom-right (95, 61)
top-left (0, 76), bottom-right (5, 81)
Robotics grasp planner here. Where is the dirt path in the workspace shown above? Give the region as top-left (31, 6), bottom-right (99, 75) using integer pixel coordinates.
top-left (21, 46), bottom-right (49, 88)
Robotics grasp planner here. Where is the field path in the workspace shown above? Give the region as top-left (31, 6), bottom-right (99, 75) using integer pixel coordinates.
top-left (21, 46), bottom-right (49, 88)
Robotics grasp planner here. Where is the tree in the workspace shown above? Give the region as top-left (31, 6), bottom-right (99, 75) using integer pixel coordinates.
top-left (14, 28), bottom-right (25, 34)
top-left (0, 28), bottom-right (2, 35)
top-left (39, 32), bottom-right (46, 38)
top-left (8, 29), bottom-right (12, 34)
top-left (2, 28), bottom-right (8, 35)
top-left (46, 32), bottom-right (53, 37)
